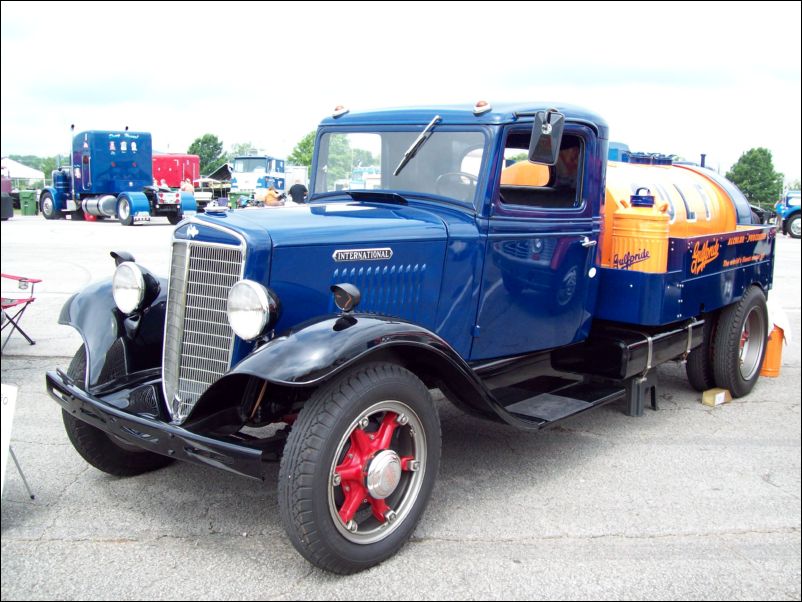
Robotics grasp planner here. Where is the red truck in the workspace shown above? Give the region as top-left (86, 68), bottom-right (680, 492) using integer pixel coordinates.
top-left (152, 153), bottom-right (200, 188)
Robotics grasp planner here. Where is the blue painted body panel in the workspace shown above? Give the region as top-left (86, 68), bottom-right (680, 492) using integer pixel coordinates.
top-left (320, 103), bottom-right (609, 139)
top-left (40, 185), bottom-right (64, 212)
top-left (595, 228), bottom-right (775, 324)
top-left (124, 191), bottom-right (150, 216)
top-left (775, 191), bottom-right (800, 221)
top-left (179, 191), bottom-right (196, 215)
top-left (73, 131), bottom-right (152, 196)
top-left (471, 124), bottom-right (606, 359)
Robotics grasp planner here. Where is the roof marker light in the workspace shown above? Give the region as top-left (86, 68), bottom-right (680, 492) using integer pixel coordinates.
top-left (473, 100), bottom-right (491, 115)
top-left (333, 105), bottom-right (349, 118)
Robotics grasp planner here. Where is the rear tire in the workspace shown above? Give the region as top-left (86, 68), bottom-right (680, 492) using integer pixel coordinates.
top-left (712, 287), bottom-right (768, 398)
top-left (167, 213), bottom-right (183, 225)
top-left (61, 345), bottom-right (173, 476)
top-left (686, 313), bottom-right (717, 391)
top-left (117, 197), bottom-right (134, 226)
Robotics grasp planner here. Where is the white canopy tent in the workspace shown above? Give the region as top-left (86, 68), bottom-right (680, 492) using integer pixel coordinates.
top-left (1, 157), bottom-right (45, 188)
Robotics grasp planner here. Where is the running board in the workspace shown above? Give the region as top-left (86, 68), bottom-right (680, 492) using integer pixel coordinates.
top-left (490, 377), bottom-right (625, 429)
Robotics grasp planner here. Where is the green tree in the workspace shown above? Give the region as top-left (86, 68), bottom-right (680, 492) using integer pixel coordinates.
top-left (188, 134), bottom-right (225, 175)
top-left (726, 148), bottom-right (784, 209)
top-left (787, 178), bottom-right (801, 191)
top-left (287, 131), bottom-right (315, 166)
top-left (325, 135), bottom-right (353, 183)
top-left (352, 148), bottom-right (376, 168)
top-left (229, 141), bottom-right (257, 157)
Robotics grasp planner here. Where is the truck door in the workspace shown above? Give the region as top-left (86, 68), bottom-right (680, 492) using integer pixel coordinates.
top-left (471, 125), bottom-right (602, 360)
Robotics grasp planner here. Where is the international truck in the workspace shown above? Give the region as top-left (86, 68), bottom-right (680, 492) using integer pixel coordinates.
top-left (47, 102), bottom-right (776, 574)
top-left (39, 130), bottom-right (196, 225)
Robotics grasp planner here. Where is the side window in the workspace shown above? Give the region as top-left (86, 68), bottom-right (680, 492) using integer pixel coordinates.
top-left (498, 130), bottom-right (583, 209)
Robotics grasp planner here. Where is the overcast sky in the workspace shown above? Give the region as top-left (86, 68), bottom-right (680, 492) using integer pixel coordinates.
top-left (1, 1), bottom-right (800, 182)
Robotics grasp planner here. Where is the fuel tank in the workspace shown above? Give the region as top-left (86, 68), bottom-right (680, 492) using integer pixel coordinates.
top-left (600, 161), bottom-right (747, 268)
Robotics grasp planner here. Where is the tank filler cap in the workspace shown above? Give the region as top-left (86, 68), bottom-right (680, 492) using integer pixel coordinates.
top-left (630, 187), bottom-right (655, 207)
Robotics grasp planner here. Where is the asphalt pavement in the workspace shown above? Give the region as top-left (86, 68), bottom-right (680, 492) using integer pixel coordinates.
top-left (1, 215), bottom-right (800, 600)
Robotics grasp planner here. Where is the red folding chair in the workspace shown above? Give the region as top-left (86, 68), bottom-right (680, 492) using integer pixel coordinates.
top-left (1, 273), bottom-right (42, 353)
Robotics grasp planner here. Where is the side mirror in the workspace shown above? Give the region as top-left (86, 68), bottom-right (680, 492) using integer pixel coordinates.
top-left (528, 109), bottom-right (565, 165)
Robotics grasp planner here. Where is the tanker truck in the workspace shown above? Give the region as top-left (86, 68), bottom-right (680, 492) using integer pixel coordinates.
top-left (39, 130), bottom-right (195, 225)
top-left (47, 102), bottom-right (778, 573)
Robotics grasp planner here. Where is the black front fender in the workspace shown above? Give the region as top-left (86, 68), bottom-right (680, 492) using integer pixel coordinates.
top-left (194, 314), bottom-right (500, 424)
top-left (59, 278), bottom-right (168, 390)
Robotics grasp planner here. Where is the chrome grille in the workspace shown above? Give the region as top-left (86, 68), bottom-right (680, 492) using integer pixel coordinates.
top-left (163, 239), bottom-right (243, 423)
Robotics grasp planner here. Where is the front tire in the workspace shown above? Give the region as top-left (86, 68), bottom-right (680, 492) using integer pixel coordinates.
top-left (40, 191), bottom-right (60, 220)
top-left (61, 345), bottom-right (173, 476)
top-left (712, 286), bottom-right (768, 398)
top-left (278, 362), bottom-right (441, 574)
top-left (788, 214), bottom-right (801, 239)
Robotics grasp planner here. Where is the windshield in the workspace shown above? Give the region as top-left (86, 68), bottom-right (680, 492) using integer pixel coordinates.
top-left (233, 157), bottom-right (270, 173)
top-left (313, 129), bottom-right (486, 205)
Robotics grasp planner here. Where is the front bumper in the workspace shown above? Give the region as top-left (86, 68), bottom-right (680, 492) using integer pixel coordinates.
top-left (46, 369), bottom-right (266, 480)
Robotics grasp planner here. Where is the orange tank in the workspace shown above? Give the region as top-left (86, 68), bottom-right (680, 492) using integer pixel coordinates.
top-left (609, 188), bottom-right (670, 272)
top-left (600, 162), bottom-right (739, 268)
top-left (500, 161), bottom-right (550, 186)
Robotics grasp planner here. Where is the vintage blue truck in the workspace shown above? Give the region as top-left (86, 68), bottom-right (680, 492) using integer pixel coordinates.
top-left (775, 190), bottom-right (800, 238)
top-left (47, 102), bottom-right (775, 573)
top-left (39, 129), bottom-right (195, 225)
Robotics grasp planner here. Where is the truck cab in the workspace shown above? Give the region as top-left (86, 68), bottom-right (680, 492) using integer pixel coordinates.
top-left (230, 155), bottom-right (286, 194)
top-left (47, 102), bottom-right (775, 574)
top-left (775, 190), bottom-right (801, 238)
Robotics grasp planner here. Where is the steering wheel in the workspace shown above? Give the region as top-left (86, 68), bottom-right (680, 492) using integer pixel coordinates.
top-left (435, 172), bottom-right (478, 201)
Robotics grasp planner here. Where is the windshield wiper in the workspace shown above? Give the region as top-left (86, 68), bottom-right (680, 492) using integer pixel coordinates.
top-left (392, 115), bottom-right (442, 177)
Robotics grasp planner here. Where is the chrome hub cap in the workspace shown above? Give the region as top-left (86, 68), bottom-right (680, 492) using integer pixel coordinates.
top-left (328, 400), bottom-right (427, 545)
top-left (366, 450), bottom-right (402, 499)
top-left (739, 306), bottom-right (765, 380)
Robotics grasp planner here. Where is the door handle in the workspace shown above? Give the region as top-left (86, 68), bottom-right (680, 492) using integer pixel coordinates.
top-left (580, 236), bottom-right (597, 248)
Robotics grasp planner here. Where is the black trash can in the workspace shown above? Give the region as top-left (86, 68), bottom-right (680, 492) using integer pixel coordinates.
top-left (1, 193), bottom-right (13, 221)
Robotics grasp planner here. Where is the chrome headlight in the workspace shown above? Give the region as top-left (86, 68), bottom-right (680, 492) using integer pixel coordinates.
top-left (227, 280), bottom-right (274, 341)
top-left (112, 262), bottom-right (146, 314)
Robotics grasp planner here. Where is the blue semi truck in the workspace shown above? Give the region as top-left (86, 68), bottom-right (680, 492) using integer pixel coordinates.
top-left (775, 190), bottom-right (800, 238)
top-left (39, 130), bottom-right (195, 225)
top-left (47, 102), bottom-right (776, 573)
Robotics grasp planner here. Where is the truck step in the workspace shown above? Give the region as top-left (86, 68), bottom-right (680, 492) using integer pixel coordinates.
top-left (492, 378), bottom-right (625, 426)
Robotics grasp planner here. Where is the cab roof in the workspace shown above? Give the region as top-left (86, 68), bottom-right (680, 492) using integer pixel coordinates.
top-left (319, 102), bottom-right (609, 139)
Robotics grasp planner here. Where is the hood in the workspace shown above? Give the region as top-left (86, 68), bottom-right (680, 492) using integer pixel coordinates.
top-left (195, 200), bottom-right (448, 248)
top-left (190, 201), bottom-right (450, 338)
